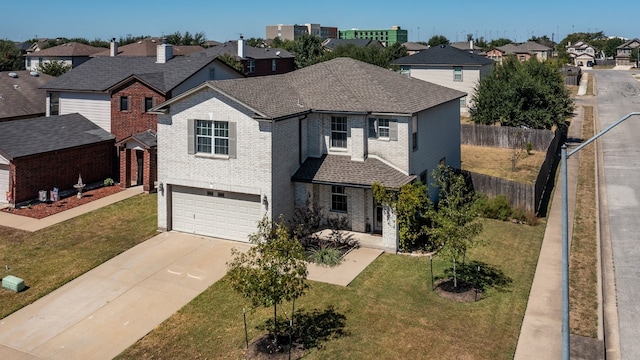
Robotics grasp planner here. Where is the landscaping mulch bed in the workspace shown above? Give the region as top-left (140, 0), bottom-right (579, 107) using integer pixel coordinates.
top-left (434, 278), bottom-right (483, 302)
top-left (1, 185), bottom-right (122, 219)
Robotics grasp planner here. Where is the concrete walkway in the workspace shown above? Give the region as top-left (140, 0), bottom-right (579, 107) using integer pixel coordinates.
top-left (0, 187), bottom-right (144, 232)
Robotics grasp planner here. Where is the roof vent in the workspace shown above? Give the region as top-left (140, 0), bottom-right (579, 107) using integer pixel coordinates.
top-left (8, 72), bottom-right (18, 78)
top-left (13, 84), bottom-right (20, 90)
top-left (30, 71), bottom-right (39, 77)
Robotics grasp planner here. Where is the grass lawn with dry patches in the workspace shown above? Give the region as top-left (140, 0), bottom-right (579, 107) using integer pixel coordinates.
top-left (0, 194), bottom-right (158, 319)
top-left (462, 145), bottom-right (546, 183)
top-left (569, 105), bottom-right (598, 337)
top-left (117, 218), bottom-right (544, 360)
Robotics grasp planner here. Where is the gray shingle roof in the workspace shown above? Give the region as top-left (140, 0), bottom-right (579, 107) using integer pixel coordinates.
top-left (193, 41), bottom-right (294, 59)
top-left (204, 57), bottom-right (466, 119)
top-left (393, 44), bottom-right (494, 66)
top-left (116, 130), bottom-right (157, 148)
top-left (24, 42), bottom-right (104, 57)
top-left (0, 70), bottom-right (55, 120)
top-left (0, 113), bottom-right (114, 160)
top-left (41, 54), bottom-right (220, 93)
top-left (92, 39), bottom-right (204, 57)
top-left (292, 155), bottom-right (415, 189)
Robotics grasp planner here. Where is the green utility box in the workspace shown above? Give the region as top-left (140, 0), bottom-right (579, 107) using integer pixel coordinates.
top-left (2, 275), bottom-right (25, 292)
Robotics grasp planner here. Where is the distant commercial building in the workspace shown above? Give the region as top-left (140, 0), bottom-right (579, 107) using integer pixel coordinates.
top-left (266, 24), bottom-right (338, 41)
top-left (339, 26), bottom-right (408, 46)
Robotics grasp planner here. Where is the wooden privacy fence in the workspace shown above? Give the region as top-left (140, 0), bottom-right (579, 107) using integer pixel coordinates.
top-left (461, 124), bottom-right (562, 214)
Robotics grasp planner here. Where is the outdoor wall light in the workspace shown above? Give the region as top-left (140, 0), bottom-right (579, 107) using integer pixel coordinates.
top-left (159, 182), bottom-right (164, 195)
top-left (262, 195), bottom-right (268, 210)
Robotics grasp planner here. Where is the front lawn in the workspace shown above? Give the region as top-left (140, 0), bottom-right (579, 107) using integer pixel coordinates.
top-left (117, 218), bottom-right (544, 359)
top-left (0, 194), bottom-right (158, 319)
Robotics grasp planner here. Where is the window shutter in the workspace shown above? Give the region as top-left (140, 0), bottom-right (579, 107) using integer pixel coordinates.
top-left (228, 122), bottom-right (237, 158)
top-left (389, 120), bottom-right (398, 141)
top-left (368, 118), bottom-right (377, 138)
top-left (127, 96), bottom-right (132, 111)
top-left (187, 119), bottom-right (195, 155)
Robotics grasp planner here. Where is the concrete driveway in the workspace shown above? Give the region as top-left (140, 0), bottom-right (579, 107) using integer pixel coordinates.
top-left (0, 232), bottom-right (251, 360)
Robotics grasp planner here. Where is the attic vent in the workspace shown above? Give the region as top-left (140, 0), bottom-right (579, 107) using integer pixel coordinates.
top-left (8, 72), bottom-right (17, 78)
top-left (30, 71), bottom-right (39, 77)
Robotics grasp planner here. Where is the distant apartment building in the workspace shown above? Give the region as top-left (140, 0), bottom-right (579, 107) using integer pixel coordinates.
top-left (339, 26), bottom-right (408, 46)
top-left (266, 23), bottom-right (338, 41)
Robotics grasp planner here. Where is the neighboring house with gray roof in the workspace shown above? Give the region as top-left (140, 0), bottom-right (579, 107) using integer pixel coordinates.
top-left (393, 44), bottom-right (494, 113)
top-left (151, 57), bottom-right (465, 251)
top-left (0, 70), bottom-right (55, 122)
top-left (402, 42), bottom-right (429, 55)
top-left (485, 41), bottom-right (553, 64)
top-left (0, 113), bottom-right (114, 205)
top-left (24, 42), bottom-right (104, 71)
top-left (322, 38), bottom-right (385, 51)
top-left (91, 38), bottom-right (204, 57)
top-left (41, 41), bottom-right (246, 193)
top-left (615, 38), bottom-right (640, 66)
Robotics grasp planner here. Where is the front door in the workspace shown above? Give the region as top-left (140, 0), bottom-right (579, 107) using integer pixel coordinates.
top-left (136, 150), bottom-right (143, 186)
top-left (374, 204), bottom-right (383, 234)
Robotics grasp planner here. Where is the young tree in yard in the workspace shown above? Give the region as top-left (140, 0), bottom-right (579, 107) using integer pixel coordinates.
top-left (291, 33), bottom-right (324, 68)
top-left (373, 181), bottom-right (432, 252)
top-left (37, 60), bottom-right (72, 77)
top-left (470, 56), bottom-right (574, 130)
top-left (428, 166), bottom-right (483, 288)
top-left (226, 216), bottom-right (308, 348)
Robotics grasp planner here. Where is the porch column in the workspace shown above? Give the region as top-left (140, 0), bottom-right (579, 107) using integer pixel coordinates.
top-left (119, 147), bottom-right (131, 189)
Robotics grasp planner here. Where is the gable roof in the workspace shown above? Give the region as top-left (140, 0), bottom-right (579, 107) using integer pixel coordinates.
top-left (292, 154), bottom-right (415, 189)
top-left (193, 41), bottom-right (294, 60)
top-left (393, 44), bottom-right (494, 66)
top-left (24, 42), bottom-right (104, 57)
top-left (92, 38), bottom-right (204, 57)
top-left (0, 70), bottom-right (56, 121)
top-left (41, 55), bottom-right (236, 94)
top-left (402, 42), bottom-right (429, 52)
top-left (115, 130), bottom-right (157, 149)
top-left (0, 113), bottom-right (114, 160)
top-left (617, 38), bottom-right (640, 49)
top-left (156, 57), bottom-right (465, 120)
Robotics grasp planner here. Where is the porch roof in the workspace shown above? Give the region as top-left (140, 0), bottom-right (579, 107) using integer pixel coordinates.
top-left (115, 130), bottom-right (157, 149)
top-left (292, 155), bottom-right (415, 189)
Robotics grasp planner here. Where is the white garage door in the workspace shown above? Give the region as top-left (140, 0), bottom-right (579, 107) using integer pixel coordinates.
top-left (171, 186), bottom-right (262, 242)
top-left (0, 165), bottom-right (9, 203)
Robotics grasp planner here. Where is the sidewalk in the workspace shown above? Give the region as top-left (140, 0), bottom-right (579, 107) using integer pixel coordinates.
top-left (0, 187), bottom-right (144, 231)
top-left (514, 104), bottom-right (583, 359)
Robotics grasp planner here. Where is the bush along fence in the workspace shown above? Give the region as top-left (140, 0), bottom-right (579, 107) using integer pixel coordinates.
top-left (461, 124), bottom-right (563, 214)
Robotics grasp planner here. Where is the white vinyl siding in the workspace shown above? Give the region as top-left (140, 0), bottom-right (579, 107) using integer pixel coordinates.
top-left (0, 155), bottom-right (9, 203)
top-left (57, 92), bottom-right (111, 131)
top-left (171, 186), bottom-right (262, 242)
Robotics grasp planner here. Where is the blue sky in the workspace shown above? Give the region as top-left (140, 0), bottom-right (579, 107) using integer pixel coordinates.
top-left (1, 0), bottom-right (636, 43)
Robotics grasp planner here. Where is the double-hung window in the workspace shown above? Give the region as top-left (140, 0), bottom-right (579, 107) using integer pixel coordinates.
top-left (378, 118), bottom-right (390, 138)
top-left (144, 97), bottom-right (153, 112)
top-left (368, 118), bottom-right (398, 141)
top-left (247, 60), bottom-right (255, 73)
top-left (120, 96), bottom-right (129, 111)
top-left (196, 120), bottom-right (229, 155)
top-left (453, 67), bottom-right (463, 81)
top-left (331, 116), bottom-right (347, 148)
top-left (331, 185), bottom-right (347, 212)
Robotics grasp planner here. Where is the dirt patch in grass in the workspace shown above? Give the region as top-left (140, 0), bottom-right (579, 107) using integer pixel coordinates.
top-left (434, 278), bottom-right (482, 302)
top-left (569, 105), bottom-right (598, 338)
top-left (461, 145), bottom-right (546, 183)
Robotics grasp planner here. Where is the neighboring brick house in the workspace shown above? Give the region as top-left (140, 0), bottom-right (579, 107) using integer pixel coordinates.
top-left (393, 45), bottom-right (494, 113)
top-left (0, 70), bottom-right (55, 122)
top-left (615, 38), bottom-right (640, 66)
top-left (41, 42), bottom-right (246, 192)
top-left (486, 41), bottom-right (553, 63)
top-left (0, 113), bottom-right (114, 205)
top-left (196, 37), bottom-right (295, 76)
top-left (151, 57), bottom-right (465, 252)
top-left (24, 42), bottom-right (104, 71)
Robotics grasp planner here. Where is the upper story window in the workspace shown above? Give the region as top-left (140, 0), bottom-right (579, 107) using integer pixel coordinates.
top-left (331, 116), bottom-right (347, 148)
top-left (368, 118), bottom-right (398, 141)
top-left (247, 60), bottom-right (255, 73)
top-left (49, 92), bottom-right (59, 116)
top-left (144, 97), bottom-right (153, 112)
top-left (209, 68), bottom-right (215, 80)
top-left (453, 67), bottom-right (463, 81)
top-left (26, 58), bottom-right (31, 68)
top-left (188, 119), bottom-right (236, 158)
top-left (272, 59), bottom-right (277, 72)
top-left (196, 120), bottom-right (229, 155)
top-left (412, 116), bottom-right (418, 151)
top-left (119, 96), bottom-right (129, 111)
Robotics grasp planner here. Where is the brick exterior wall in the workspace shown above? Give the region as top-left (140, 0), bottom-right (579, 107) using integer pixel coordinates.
top-left (110, 82), bottom-right (164, 142)
top-left (10, 141), bottom-right (114, 204)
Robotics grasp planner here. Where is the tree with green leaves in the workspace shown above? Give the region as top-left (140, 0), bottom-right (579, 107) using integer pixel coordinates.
top-left (529, 35), bottom-right (555, 49)
top-left (603, 37), bottom-right (625, 58)
top-left (372, 181), bottom-right (432, 252)
top-left (226, 216), bottom-right (308, 348)
top-left (427, 35), bottom-right (450, 47)
top-left (218, 53), bottom-right (244, 73)
top-left (291, 33), bottom-right (324, 68)
top-left (0, 39), bottom-right (23, 71)
top-left (166, 31), bottom-right (206, 46)
top-left (427, 166), bottom-right (483, 288)
top-left (37, 60), bottom-right (72, 77)
top-left (488, 38), bottom-right (513, 48)
top-left (245, 37), bottom-right (266, 47)
top-left (470, 56), bottom-right (574, 129)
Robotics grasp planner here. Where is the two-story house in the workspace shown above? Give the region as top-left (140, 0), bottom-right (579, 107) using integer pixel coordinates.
top-left (485, 41), bottom-right (553, 63)
top-left (393, 44), bottom-right (494, 113)
top-left (615, 38), bottom-right (640, 66)
top-left (150, 57), bottom-right (465, 252)
top-left (41, 41), bottom-right (246, 193)
top-left (566, 41), bottom-right (596, 67)
top-left (24, 42), bottom-right (104, 71)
